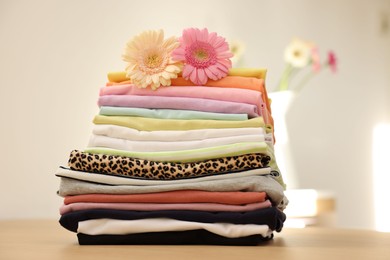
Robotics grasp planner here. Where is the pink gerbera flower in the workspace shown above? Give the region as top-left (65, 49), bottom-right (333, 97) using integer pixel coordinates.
top-left (172, 28), bottom-right (233, 85)
top-left (327, 51), bottom-right (337, 73)
top-left (311, 47), bottom-right (321, 72)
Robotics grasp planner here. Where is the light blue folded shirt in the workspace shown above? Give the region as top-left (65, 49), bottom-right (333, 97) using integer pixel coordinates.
top-left (99, 106), bottom-right (248, 121)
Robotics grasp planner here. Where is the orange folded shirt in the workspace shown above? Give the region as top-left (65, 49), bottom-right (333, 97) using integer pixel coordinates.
top-left (64, 190), bottom-right (267, 205)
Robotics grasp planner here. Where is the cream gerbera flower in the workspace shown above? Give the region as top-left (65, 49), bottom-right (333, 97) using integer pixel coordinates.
top-left (122, 30), bottom-right (182, 90)
top-left (284, 38), bottom-right (313, 68)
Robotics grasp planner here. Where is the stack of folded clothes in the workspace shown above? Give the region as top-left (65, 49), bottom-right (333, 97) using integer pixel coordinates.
top-left (55, 28), bottom-right (288, 245)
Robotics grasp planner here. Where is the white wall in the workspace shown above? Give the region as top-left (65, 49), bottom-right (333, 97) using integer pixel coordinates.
top-left (0, 0), bottom-right (389, 229)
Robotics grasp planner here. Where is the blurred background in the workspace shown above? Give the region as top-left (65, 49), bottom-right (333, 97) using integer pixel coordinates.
top-left (0, 0), bottom-right (389, 231)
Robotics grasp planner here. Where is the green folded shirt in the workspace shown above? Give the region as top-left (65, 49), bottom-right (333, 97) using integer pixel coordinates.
top-left (85, 142), bottom-right (269, 163)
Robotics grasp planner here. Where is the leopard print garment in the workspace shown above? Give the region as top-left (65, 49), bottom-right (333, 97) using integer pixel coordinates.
top-left (68, 150), bottom-right (271, 180)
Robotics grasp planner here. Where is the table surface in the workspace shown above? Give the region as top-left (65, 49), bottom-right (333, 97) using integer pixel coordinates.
top-left (1, 220), bottom-right (389, 260)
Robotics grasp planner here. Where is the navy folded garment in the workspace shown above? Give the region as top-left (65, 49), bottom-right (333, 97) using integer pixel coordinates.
top-left (77, 229), bottom-right (274, 245)
top-left (60, 207), bottom-right (286, 233)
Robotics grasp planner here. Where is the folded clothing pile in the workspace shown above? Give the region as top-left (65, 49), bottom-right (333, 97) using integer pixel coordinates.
top-left (55, 28), bottom-right (288, 245)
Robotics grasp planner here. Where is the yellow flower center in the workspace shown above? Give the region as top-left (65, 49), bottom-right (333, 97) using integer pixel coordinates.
top-left (136, 46), bottom-right (170, 75)
top-left (293, 50), bottom-right (302, 58)
top-left (186, 42), bottom-right (217, 68)
top-left (145, 54), bottom-right (162, 68)
top-left (194, 49), bottom-right (209, 61)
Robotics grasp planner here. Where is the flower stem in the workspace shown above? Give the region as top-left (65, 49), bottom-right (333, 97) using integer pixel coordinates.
top-left (278, 64), bottom-right (293, 91)
top-left (294, 62), bottom-right (329, 92)
top-left (293, 72), bottom-right (314, 92)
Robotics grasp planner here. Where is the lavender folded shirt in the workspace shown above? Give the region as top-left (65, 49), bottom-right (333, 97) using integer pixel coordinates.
top-left (100, 84), bottom-right (263, 114)
top-left (98, 95), bottom-right (260, 118)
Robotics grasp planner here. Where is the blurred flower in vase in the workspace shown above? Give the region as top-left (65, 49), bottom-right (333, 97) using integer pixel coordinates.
top-left (277, 38), bottom-right (338, 92)
top-left (229, 40), bottom-right (246, 67)
top-left (270, 38), bottom-right (337, 189)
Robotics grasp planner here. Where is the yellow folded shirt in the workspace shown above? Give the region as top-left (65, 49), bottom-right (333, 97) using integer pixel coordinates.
top-left (107, 68), bottom-right (267, 83)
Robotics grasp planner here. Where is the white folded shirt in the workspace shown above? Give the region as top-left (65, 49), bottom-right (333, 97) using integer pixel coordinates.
top-left (87, 134), bottom-right (265, 152)
top-left (92, 124), bottom-right (265, 141)
top-left (77, 218), bottom-right (273, 238)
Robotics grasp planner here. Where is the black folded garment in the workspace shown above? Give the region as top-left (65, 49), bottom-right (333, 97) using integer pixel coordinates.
top-left (77, 229), bottom-right (274, 246)
top-left (60, 207), bottom-right (286, 233)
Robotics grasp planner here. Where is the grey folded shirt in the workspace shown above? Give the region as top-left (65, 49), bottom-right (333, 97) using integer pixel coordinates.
top-left (57, 175), bottom-right (288, 210)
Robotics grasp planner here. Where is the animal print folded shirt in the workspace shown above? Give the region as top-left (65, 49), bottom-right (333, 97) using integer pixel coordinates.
top-left (68, 150), bottom-right (271, 180)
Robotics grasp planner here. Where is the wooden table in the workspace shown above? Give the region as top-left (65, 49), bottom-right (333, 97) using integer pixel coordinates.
top-left (1, 220), bottom-right (389, 260)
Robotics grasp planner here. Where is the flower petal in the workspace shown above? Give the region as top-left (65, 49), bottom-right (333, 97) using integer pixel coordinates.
top-left (145, 75), bottom-right (152, 85)
top-left (138, 80), bottom-right (148, 89)
top-left (163, 36), bottom-right (178, 49)
top-left (197, 68), bottom-right (208, 85)
top-left (207, 65), bottom-right (220, 76)
top-left (200, 28), bottom-right (209, 42)
top-left (218, 58), bottom-right (232, 69)
top-left (208, 32), bottom-right (218, 45)
top-left (172, 47), bottom-right (185, 61)
top-left (188, 28), bottom-right (198, 43)
top-left (217, 51), bottom-right (234, 59)
top-left (215, 62), bottom-right (229, 73)
top-left (214, 36), bottom-right (226, 49)
top-left (160, 77), bottom-right (170, 86)
top-left (182, 64), bottom-right (194, 79)
top-left (204, 67), bottom-right (219, 81)
top-left (190, 68), bottom-right (198, 84)
top-left (162, 71), bottom-right (172, 80)
top-left (165, 64), bottom-right (181, 73)
top-left (182, 29), bottom-right (193, 46)
top-left (193, 28), bottom-right (202, 42)
top-left (215, 45), bottom-right (230, 53)
top-left (151, 74), bottom-right (159, 85)
top-left (156, 29), bottom-right (164, 44)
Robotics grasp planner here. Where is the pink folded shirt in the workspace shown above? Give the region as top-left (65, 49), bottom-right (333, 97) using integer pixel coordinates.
top-left (59, 200), bottom-right (272, 215)
top-left (99, 84), bottom-right (263, 113)
top-left (98, 95), bottom-right (260, 118)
